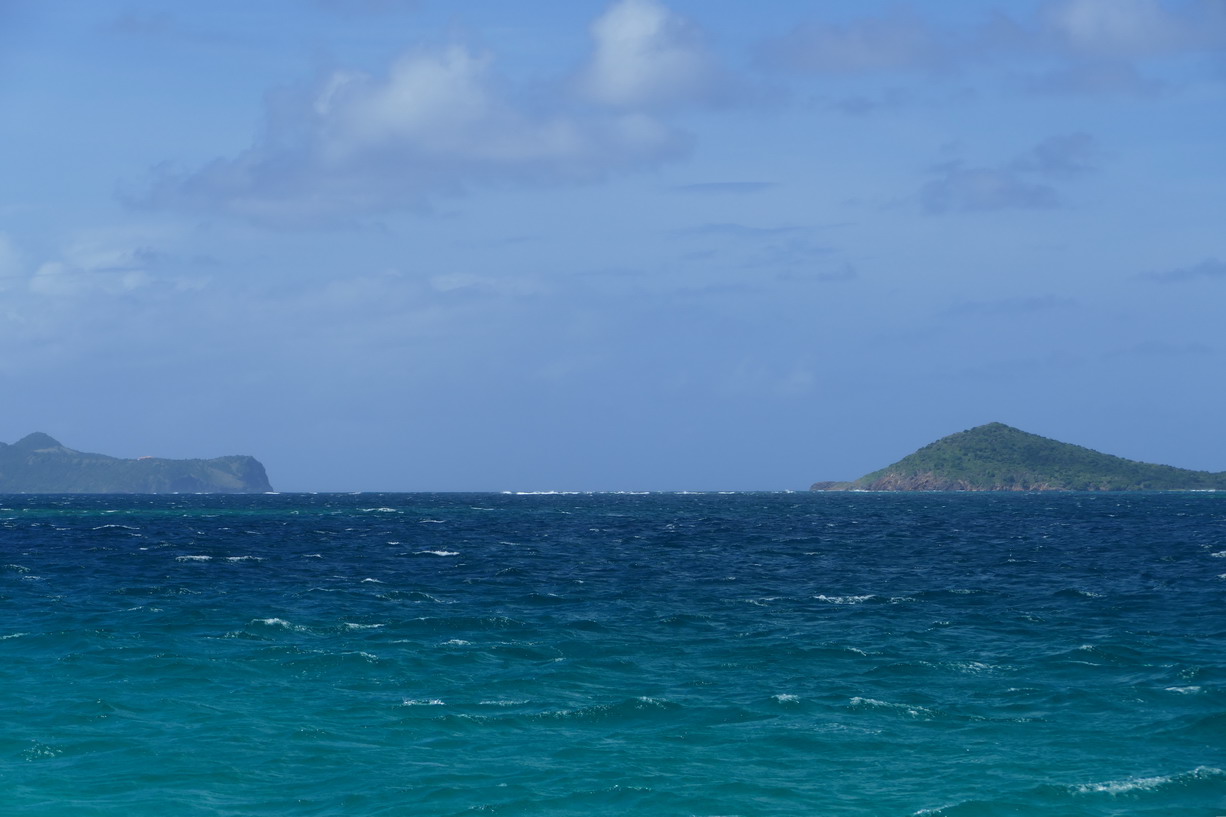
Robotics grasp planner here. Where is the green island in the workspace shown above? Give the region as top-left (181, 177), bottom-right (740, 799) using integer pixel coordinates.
top-left (0, 432), bottom-right (273, 494)
top-left (812, 422), bottom-right (1226, 492)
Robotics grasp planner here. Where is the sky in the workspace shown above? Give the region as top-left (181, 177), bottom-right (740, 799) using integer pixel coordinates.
top-left (1, 0), bottom-right (1224, 491)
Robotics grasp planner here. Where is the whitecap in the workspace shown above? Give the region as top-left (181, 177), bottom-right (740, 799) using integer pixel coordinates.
top-left (176, 555), bottom-right (212, 562)
top-left (415, 550), bottom-right (459, 556)
top-left (1210, 551), bottom-right (1226, 558)
top-left (401, 698), bottom-right (445, 706)
top-left (1072, 774), bottom-right (1173, 795)
top-left (418, 519), bottom-right (447, 524)
top-left (1071, 766), bottom-right (1224, 795)
top-left (850, 696), bottom-right (934, 718)
top-left (1164, 685), bottom-right (1202, 694)
top-left (950, 661), bottom-right (994, 674)
top-left (512, 490), bottom-right (585, 495)
top-left (344, 622), bottom-right (385, 630)
top-left (815, 594), bottom-right (875, 605)
top-left (772, 693), bottom-right (800, 703)
top-left (226, 555), bottom-right (263, 562)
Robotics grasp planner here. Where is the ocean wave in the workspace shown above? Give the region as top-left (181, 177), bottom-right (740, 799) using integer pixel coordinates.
top-left (415, 550), bottom-right (459, 556)
top-left (849, 696), bottom-right (936, 718)
top-left (1071, 766), bottom-right (1225, 795)
top-left (534, 697), bottom-right (681, 723)
top-left (251, 617), bottom-right (310, 632)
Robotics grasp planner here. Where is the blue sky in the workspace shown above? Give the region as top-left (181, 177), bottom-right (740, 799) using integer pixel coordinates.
top-left (2, 0), bottom-right (1223, 491)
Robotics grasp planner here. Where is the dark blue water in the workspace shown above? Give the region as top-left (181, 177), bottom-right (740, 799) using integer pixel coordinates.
top-left (1, 492), bottom-right (1223, 815)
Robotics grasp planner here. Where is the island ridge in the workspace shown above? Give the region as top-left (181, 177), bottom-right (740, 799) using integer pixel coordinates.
top-left (0, 432), bottom-right (273, 494)
top-left (812, 422), bottom-right (1226, 492)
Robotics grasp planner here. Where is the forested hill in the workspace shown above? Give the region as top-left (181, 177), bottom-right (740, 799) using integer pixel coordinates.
top-left (812, 423), bottom-right (1226, 492)
top-left (0, 433), bottom-right (273, 494)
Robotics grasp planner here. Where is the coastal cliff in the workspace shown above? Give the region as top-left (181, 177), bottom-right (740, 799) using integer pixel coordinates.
top-left (813, 422), bottom-right (1226, 492)
top-left (0, 433), bottom-right (273, 494)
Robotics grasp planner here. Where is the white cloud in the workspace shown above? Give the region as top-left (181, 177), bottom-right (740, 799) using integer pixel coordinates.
top-left (578, 0), bottom-right (722, 108)
top-left (140, 2), bottom-right (735, 229)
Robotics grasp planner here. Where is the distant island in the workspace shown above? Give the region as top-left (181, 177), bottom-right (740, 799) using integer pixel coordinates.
top-left (0, 433), bottom-right (273, 494)
top-left (812, 422), bottom-right (1226, 492)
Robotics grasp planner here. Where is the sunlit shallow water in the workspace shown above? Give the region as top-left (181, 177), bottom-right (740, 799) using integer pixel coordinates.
top-left (2, 492), bottom-right (1224, 815)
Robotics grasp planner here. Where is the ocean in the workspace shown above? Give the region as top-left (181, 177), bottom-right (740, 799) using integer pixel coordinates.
top-left (1, 491), bottom-right (1223, 816)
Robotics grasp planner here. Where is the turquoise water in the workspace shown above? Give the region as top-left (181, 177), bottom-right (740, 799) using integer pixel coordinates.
top-left (1, 492), bottom-right (1223, 815)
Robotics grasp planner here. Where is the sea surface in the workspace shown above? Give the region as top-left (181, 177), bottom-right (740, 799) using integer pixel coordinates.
top-left (1, 491), bottom-right (1223, 816)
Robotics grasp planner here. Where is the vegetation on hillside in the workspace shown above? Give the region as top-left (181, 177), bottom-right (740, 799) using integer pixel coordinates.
top-left (813, 422), bottom-right (1226, 492)
top-left (0, 433), bottom-right (272, 494)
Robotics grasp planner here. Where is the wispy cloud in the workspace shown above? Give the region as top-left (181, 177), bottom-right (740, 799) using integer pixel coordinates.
top-left (921, 133), bottom-right (1099, 213)
top-left (1105, 340), bottom-right (1214, 357)
top-left (946, 294), bottom-right (1077, 316)
top-left (1009, 132), bottom-right (1099, 177)
top-left (672, 182), bottom-right (776, 195)
top-left (1141, 257), bottom-right (1226, 282)
top-left (762, 0), bottom-right (1226, 96)
top-left (313, 0), bottom-right (419, 15)
top-left (674, 222), bottom-right (806, 240)
top-left (1040, 0), bottom-right (1225, 60)
top-left (760, 9), bottom-right (954, 76)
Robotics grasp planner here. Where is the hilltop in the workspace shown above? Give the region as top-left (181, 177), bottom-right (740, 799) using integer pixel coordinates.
top-left (811, 422), bottom-right (1226, 492)
top-left (0, 433), bottom-right (273, 494)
